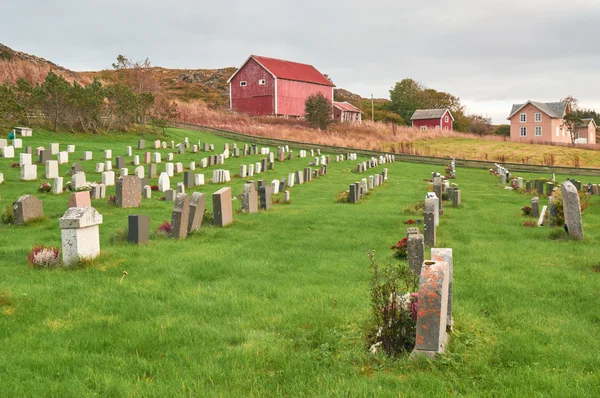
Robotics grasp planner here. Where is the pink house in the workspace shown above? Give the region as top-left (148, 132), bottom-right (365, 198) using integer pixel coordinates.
top-left (575, 118), bottom-right (598, 145)
top-left (411, 109), bottom-right (453, 130)
top-left (507, 101), bottom-right (570, 143)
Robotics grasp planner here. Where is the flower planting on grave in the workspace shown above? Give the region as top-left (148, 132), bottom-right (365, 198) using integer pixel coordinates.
top-left (403, 200), bottom-right (424, 215)
top-left (522, 220), bottom-right (537, 228)
top-left (11, 163), bottom-right (19, 168)
top-left (390, 238), bottom-right (408, 259)
top-left (2, 206), bottom-right (14, 225)
top-left (334, 190), bottom-right (349, 203)
top-left (404, 219), bottom-right (416, 225)
top-left (367, 250), bottom-right (418, 356)
top-left (107, 195), bottom-right (117, 205)
top-left (155, 221), bottom-right (171, 235)
top-left (27, 245), bottom-right (61, 268)
top-left (521, 206), bottom-right (532, 216)
top-left (38, 182), bottom-right (52, 193)
top-left (150, 185), bottom-right (159, 191)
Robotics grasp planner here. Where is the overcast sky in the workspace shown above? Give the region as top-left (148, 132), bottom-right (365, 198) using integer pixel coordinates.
top-left (4, 0), bottom-right (600, 124)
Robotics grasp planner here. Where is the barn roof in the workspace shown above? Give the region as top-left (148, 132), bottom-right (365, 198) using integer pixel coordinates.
top-left (411, 109), bottom-right (453, 121)
top-left (507, 101), bottom-right (567, 120)
top-left (227, 55), bottom-right (335, 87)
top-left (334, 101), bottom-right (362, 113)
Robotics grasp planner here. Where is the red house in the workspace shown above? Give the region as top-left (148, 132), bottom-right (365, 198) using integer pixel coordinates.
top-left (411, 109), bottom-right (454, 131)
top-left (333, 101), bottom-right (362, 123)
top-left (227, 55), bottom-right (335, 117)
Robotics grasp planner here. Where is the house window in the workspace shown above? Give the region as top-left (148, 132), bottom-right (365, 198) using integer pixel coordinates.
top-left (445, 116), bottom-right (449, 122)
top-left (534, 113), bottom-right (542, 122)
top-left (520, 126), bottom-right (527, 137)
top-left (556, 127), bottom-right (559, 136)
top-left (535, 126), bottom-right (542, 136)
top-left (420, 126), bottom-right (427, 131)
top-left (258, 79), bottom-right (266, 85)
top-left (520, 113), bottom-right (527, 122)
top-left (435, 126), bottom-right (440, 130)
top-left (240, 81), bottom-right (247, 87)
top-left (444, 126), bottom-right (449, 130)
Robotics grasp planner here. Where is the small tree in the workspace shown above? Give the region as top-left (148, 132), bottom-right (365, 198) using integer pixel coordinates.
top-left (562, 96), bottom-right (584, 145)
top-left (305, 93), bottom-right (332, 130)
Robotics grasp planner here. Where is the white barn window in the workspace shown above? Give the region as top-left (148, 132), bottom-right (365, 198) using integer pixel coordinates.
top-left (258, 79), bottom-right (266, 85)
top-left (240, 81), bottom-right (247, 87)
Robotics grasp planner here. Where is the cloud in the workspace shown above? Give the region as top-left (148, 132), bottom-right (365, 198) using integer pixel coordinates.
top-left (3, 0), bottom-right (599, 123)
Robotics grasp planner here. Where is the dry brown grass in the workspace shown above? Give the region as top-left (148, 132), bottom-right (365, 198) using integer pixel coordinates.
top-left (0, 59), bottom-right (85, 85)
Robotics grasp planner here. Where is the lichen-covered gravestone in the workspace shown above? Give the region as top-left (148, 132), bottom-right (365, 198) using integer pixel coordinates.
top-left (407, 227), bottom-right (425, 276)
top-left (13, 195), bottom-right (44, 225)
top-left (116, 176), bottom-right (142, 208)
top-left (412, 260), bottom-right (450, 359)
top-left (431, 248), bottom-right (453, 332)
top-left (59, 207), bottom-right (103, 265)
top-left (561, 181), bottom-right (584, 240)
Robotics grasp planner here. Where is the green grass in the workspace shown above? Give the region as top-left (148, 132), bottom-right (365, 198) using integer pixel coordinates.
top-left (1, 127), bottom-right (600, 396)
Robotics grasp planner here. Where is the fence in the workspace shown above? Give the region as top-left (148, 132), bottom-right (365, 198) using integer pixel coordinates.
top-left (172, 122), bottom-right (600, 177)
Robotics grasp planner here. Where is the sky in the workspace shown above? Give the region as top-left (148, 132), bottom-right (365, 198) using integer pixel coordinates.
top-left (4, 0), bottom-right (600, 124)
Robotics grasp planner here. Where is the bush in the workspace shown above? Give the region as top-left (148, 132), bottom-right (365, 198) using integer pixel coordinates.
top-left (202, 212), bottom-right (214, 225)
top-left (305, 93), bottom-right (333, 130)
top-left (2, 206), bottom-right (14, 225)
top-left (390, 238), bottom-right (408, 259)
top-left (334, 190), bottom-right (349, 203)
top-left (28, 245), bottom-right (61, 268)
top-left (367, 251), bottom-right (418, 356)
top-left (521, 206), bottom-right (532, 216)
top-left (107, 195), bottom-right (117, 205)
top-left (38, 182), bottom-right (52, 193)
top-left (155, 221), bottom-right (171, 235)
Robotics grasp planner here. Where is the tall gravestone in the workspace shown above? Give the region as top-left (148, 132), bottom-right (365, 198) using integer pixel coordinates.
top-left (423, 211), bottom-right (436, 247)
top-left (187, 192), bottom-right (206, 234)
top-left (213, 187), bottom-right (233, 227)
top-left (407, 228), bottom-right (425, 276)
top-left (128, 215), bottom-right (149, 245)
top-left (116, 176), bottom-right (142, 208)
top-left (561, 181), bottom-right (583, 240)
top-left (242, 182), bottom-right (259, 213)
top-left (170, 193), bottom-right (190, 240)
top-left (431, 248), bottom-right (453, 332)
top-left (259, 185), bottom-right (272, 210)
top-left (59, 207), bottom-right (103, 265)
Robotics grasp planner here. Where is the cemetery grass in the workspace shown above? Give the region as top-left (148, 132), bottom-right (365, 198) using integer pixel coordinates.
top-left (1, 128), bottom-right (600, 396)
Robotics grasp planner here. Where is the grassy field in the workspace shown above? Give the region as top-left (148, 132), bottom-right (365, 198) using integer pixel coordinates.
top-left (1, 127), bottom-right (600, 396)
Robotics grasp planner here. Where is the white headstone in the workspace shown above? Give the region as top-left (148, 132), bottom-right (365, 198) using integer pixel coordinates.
top-left (2, 146), bottom-right (15, 158)
top-left (158, 172), bottom-right (170, 192)
top-left (13, 138), bottom-right (23, 149)
top-left (134, 166), bottom-right (144, 178)
top-left (195, 174), bottom-right (205, 186)
top-left (153, 153), bottom-right (161, 163)
top-left (165, 163), bottom-right (174, 177)
top-left (104, 160), bottom-right (112, 171)
top-left (104, 149), bottom-right (112, 159)
top-left (72, 172), bottom-right (87, 189)
top-left (46, 160), bottom-right (59, 179)
top-left (50, 143), bottom-right (60, 155)
top-left (57, 151), bottom-right (69, 165)
top-left (84, 151), bottom-right (93, 161)
top-left (67, 145), bottom-right (75, 153)
top-left (20, 153), bottom-right (32, 166)
top-left (102, 171), bottom-right (115, 186)
top-left (20, 164), bottom-right (37, 180)
top-left (95, 163), bottom-right (105, 173)
top-left (133, 155), bottom-right (140, 166)
top-left (53, 177), bottom-right (64, 194)
top-left (59, 207), bottom-right (103, 266)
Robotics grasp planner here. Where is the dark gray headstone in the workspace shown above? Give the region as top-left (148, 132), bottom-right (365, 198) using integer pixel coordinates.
top-left (187, 192), bottom-right (206, 233)
top-left (170, 193), bottom-right (190, 239)
top-left (128, 214), bottom-right (149, 244)
top-left (259, 185), bottom-right (272, 210)
top-left (13, 195), bottom-right (44, 225)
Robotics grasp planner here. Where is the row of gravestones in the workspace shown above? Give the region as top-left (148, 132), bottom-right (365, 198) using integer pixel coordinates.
top-left (356, 154), bottom-right (396, 173)
top-left (348, 169), bottom-right (389, 203)
top-left (531, 181), bottom-right (584, 239)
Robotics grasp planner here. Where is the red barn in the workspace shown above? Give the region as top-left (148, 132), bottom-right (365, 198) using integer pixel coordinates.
top-left (227, 55), bottom-right (335, 117)
top-left (411, 109), bottom-right (454, 131)
top-left (333, 101), bottom-right (362, 123)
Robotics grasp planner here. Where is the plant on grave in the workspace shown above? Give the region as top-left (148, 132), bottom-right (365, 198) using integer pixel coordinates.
top-left (27, 245), bottom-right (61, 269)
top-left (442, 192), bottom-right (449, 201)
top-left (155, 221), bottom-right (171, 235)
top-left (334, 190), bottom-right (349, 203)
top-left (202, 211), bottom-right (214, 225)
top-left (150, 185), bottom-right (159, 191)
top-left (11, 163), bottom-right (19, 168)
top-left (367, 250), bottom-right (419, 356)
top-left (38, 182), bottom-right (52, 193)
top-left (107, 195), bottom-right (117, 205)
top-left (521, 206), bottom-right (532, 216)
top-left (404, 219), bottom-right (416, 225)
top-left (522, 220), bottom-right (537, 228)
top-left (2, 205), bottom-right (14, 225)
top-left (390, 238), bottom-right (408, 259)
top-left (403, 200), bottom-right (424, 215)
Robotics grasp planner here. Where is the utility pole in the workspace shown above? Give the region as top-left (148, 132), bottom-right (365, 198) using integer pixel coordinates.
top-left (371, 94), bottom-right (374, 123)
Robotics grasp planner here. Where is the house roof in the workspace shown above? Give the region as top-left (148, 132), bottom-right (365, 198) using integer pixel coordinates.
top-left (334, 101), bottom-right (362, 113)
top-left (227, 55), bottom-right (335, 87)
top-left (410, 109), bottom-right (453, 121)
top-left (507, 101), bottom-right (567, 120)
top-left (581, 118), bottom-right (598, 128)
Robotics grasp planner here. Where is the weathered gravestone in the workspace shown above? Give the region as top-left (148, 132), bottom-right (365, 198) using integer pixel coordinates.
top-left (423, 211), bottom-right (436, 247)
top-left (412, 260), bottom-right (450, 359)
top-left (68, 191), bottom-right (91, 208)
top-left (561, 181), bottom-right (583, 240)
top-left (242, 182), bottom-right (258, 213)
top-left (116, 176), bottom-right (142, 208)
top-left (425, 194), bottom-right (439, 226)
top-left (431, 248), bottom-right (453, 332)
top-left (213, 187), bottom-right (233, 227)
top-left (13, 195), bottom-right (44, 225)
top-left (170, 193), bottom-right (190, 240)
top-left (531, 196), bottom-right (540, 218)
top-left (59, 207), bottom-right (103, 265)
top-left (259, 185), bottom-right (272, 210)
top-left (158, 172), bottom-right (170, 192)
top-left (407, 228), bottom-right (425, 276)
top-left (20, 164), bottom-right (37, 181)
top-left (187, 192), bottom-right (206, 234)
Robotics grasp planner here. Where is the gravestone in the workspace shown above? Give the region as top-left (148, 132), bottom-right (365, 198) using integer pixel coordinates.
top-left (2, 146), bottom-right (15, 158)
top-left (13, 195), bottom-right (44, 225)
top-left (46, 160), bottom-right (59, 179)
top-left (195, 174), bottom-right (205, 186)
top-left (284, 190), bottom-right (290, 202)
top-left (531, 197), bottom-right (540, 218)
top-left (165, 189), bottom-right (175, 201)
top-left (423, 211), bottom-right (436, 247)
top-left (452, 190), bottom-right (461, 207)
top-left (165, 163), bottom-right (174, 177)
top-left (170, 193), bottom-right (190, 240)
top-left (68, 191), bottom-right (91, 208)
top-left (84, 151), bottom-right (93, 161)
top-left (184, 172), bottom-right (194, 188)
top-left (138, 140), bottom-right (145, 150)
top-left (115, 156), bottom-right (125, 169)
top-left (259, 185), bottom-right (272, 210)
top-left (349, 183), bottom-right (359, 203)
top-left (20, 153), bottom-right (32, 166)
top-left (38, 150), bottom-right (51, 164)
top-left (143, 185), bottom-right (151, 199)
top-left (176, 183), bottom-right (185, 194)
top-left (407, 228), bottom-right (425, 276)
top-left (59, 207), bottom-right (103, 265)
top-left (431, 248), bottom-right (454, 331)
top-left (128, 215), bottom-right (149, 245)
top-left (433, 176), bottom-right (443, 209)
top-left (158, 172), bottom-right (170, 192)
top-left (561, 181), bottom-right (583, 239)
top-left (213, 187), bottom-right (233, 227)
top-left (116, 176), bottom-right (142, 208)
top-left (134, 166), bottom-right (144, 178)
top-left (412, 260), bottom-right (450, 359)
top-left (424, 194), bottom-right (439, 226)
top-left (104, 160), bottom-right (112, 171)
top-left (242, 182), bottom-right (259, 213)
top-left (271, 179), bottom-right (280, 195)
top-left (20, 164), bottom-right (37, 181)
top-left (102, 171), bottom-right (115, 187)
top-left (287, 173), bottom-right (295, 187)
top-left (53, 177), bottom-right (64, 194)
top-left (70, 163), bottom-right (83, 175)
top-left (187, 192), bottom-right (206, 234)
top-left (72, 172), bottom-right (87, 190)
top-left (147, 163), bottom-right (157, 179)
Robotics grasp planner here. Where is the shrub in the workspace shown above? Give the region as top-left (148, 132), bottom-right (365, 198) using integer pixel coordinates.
top-left (404, 219), bottom-right (416, 225)
top-left (334, 190), bottom-right (349, 203)
top-left (38, 182), bottom-right (52, 193)
top-left (390, 238), bottom-right (408, 259)
top-left (521, 206), bottom-right (532, 216)
top-left (2, 206), bottom-right (14, 225)
top-left (367, 251), bottom-right (419, 356)
top-left (549, 227), bottom-right (569, 240)
top-left (403, 200), bottom-right (424, 215)
top-left (150, 185), bottom-right (159, 191)
top-left (107, 195), bottom-right (117, 205)
top-left (202, 212), bottom-right (214, 225)
top-left (522, 221), bottom-right (537, 228)
top-left (155, 221), bottom-right (171, 235)
top-left (28, 245), bottom-right (61, 268)
top-left (11, 163), bottom-right (19, 168)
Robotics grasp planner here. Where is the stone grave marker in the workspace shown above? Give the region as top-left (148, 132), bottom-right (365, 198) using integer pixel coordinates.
top-left (116, 176), bottom-right (142, 208)
top-left (68, 191), bottom-right (91, 208)
top-left (259, 185), bottom-right (272, 210)
top-left (188, 192), bottom-right (206, 234)
top-left (170, 193), bottom-right (190, 240)
top-left (102, 171), bottom-right (115, 186)
top-left (13, 195), bottom-right (44, 225)
top-left (53, 177), bottom-right (64, 194)
top-left (242, 182), bottom-right (259, 213)
top-left (213, 187), bottom-right (233, 227)
top-left (407, 227), bottom-right (425, 276)
top-left (21, 164), bottom-right (37, 181)
top-left (561, 181), bottom-right (583, 239)
top-left (158, 172), bottom-right (170, 192)
top-left (59, 207), bottom-right (103, 265)
top-left (128, 215), bottom-right (149, 245)
top-left (46, 160), bottom-right (59, 179)
top-left (72, 172), bottom-right (87, 190)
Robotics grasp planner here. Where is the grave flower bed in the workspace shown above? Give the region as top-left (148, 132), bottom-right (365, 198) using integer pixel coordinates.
top-left (28, 245), bottom-right (61, 268)
top-left (521, 206), bottom-right (532, 216)
top-left (38, 182), bottom-right (52, 193)
top-left (11, 163), bottom-right (19, 168)
top-left (150, 185), bottom-right (159, 191)
top-left (155, 221), bottom-right (171, 235)
top-left (391, 238), bottom-right (408, 259)
top-left (404, 219), bottom-right (416, 225)
top-left (107, 195), bottom-right (117, 205)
